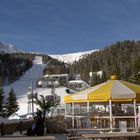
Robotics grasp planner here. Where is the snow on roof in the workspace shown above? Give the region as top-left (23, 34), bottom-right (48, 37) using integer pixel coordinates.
top-left (69, 80), bottom-right (86, 83)
top-left (8, 113), bottom-right (21, 120)
top-left (43, 74), bottom-right (69, 78)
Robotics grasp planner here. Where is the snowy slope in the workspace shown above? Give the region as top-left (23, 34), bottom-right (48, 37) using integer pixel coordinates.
top-left (4, 56), bottom-right (45, 96)
top-left (49, 49), bottom-right (99, 63)
top-left (0, 42), bottom-right (20, 53)
top-left (3, 56), bottom-right (46, 115)
top-left (4, 56), bottom-right (69, 116)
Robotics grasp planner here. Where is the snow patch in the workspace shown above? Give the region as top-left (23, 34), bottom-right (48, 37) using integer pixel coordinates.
top-left (49, 49), bottom-right (99, 63)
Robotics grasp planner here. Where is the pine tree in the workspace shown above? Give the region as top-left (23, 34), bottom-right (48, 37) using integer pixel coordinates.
top-left (5, 88), bottom-right (19, 117)
top-left (129, 57), bottom-right (140, 84)
top-left (100, 71), bottom-right (107, 83)
top-left (91, 73), bottom-right (100, 86)
top-left (0, 87), bottom-right (5, 117)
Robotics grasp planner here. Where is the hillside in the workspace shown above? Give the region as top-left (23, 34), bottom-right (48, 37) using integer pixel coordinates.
top-left (0, 53), bottom-right (34, 86)
top-left (70, 40), bottom-right (140, 84)
top-left (3, 56), bottom-right (45, 96)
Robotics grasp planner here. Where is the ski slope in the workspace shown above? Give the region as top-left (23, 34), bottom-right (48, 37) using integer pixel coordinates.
top-left (4, 56), bottom-right (45, 116)
top-left (4, 56), bottom-right (45, 97)
top-left (4, 56), bottom-right (69, 116)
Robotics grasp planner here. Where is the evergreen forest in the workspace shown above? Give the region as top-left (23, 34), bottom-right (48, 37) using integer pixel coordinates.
top-left (69, 40), bottom-right (140, 85)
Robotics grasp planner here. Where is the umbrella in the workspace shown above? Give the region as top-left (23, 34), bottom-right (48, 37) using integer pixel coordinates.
top-left (64, 76), bottom-right (140, 103)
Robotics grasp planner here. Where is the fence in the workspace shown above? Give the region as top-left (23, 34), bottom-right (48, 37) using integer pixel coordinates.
top-left (0, 116), bottom-right (69, 136)
top-left (0, 120), bottom-right (33, 136)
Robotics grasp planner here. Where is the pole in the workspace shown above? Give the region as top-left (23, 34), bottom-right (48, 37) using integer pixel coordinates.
top-left (109, 100), bottom-right (113, 129)
top-left (87, 102), bottom-right (90, 113)
top-left (86, 102), bottom-right (90, 128)
top-left (134, 99), bottom-right (137, 128)
top-left (65, 104), bottom-right (67, 118)
top-left (31, 81), bottom-right (34, 117)
top-left (72, 102), bottom-right (74, 128)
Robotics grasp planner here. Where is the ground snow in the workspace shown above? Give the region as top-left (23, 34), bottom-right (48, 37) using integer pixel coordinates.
top-left (17, 86), bottom-right (68, 116)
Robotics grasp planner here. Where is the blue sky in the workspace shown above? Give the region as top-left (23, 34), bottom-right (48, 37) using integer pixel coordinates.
top-left (0, 0), bottom-right (140, 54)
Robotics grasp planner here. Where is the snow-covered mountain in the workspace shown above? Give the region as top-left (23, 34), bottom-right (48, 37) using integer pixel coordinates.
top-left (0, 41), bottom-right (98, 63)
top-left (49, 49), bottom-right (99, 63)
top-left (0, 42), bottom-right (20, 54)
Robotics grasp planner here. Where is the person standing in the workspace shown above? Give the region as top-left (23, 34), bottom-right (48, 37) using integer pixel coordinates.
top-left (34, 110), bottom-right (44, 136)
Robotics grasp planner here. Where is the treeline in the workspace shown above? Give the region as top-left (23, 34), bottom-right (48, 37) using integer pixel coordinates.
top-left (69, 40), bottom-right (140, 85)
top-left (0, 53), bottom-right (34, 86)
top-left (43, 57), bottom-right (69, 75)
top-left (129, 57), bottom-right (140, 85)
